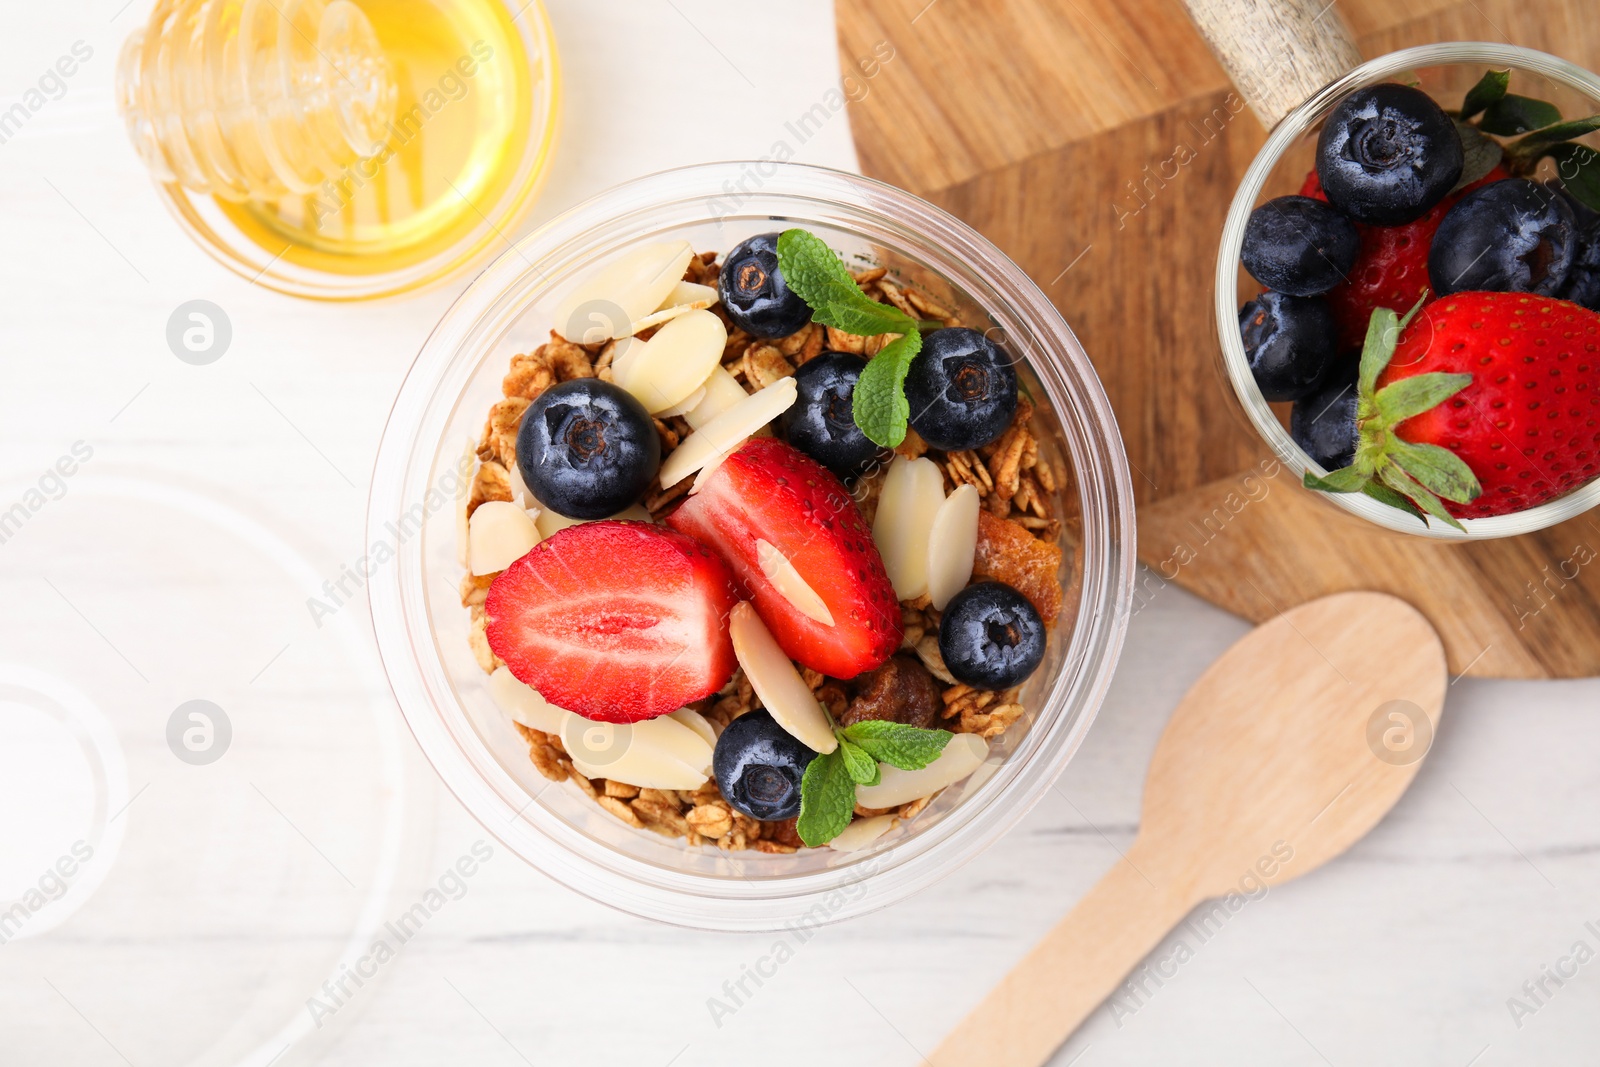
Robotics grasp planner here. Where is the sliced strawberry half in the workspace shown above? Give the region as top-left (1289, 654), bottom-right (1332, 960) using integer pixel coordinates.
top-left (665, 437), bottom-right (901, 679)
top-left (485, 521), bottom-right (739, 723)
top-left (1299, 165), bottom-right (1509, 348)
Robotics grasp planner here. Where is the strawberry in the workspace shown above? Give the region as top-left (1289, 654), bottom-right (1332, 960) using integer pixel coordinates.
top-left (485, 521), bottom-right (739, 723)
top-left (1299, 166), bottom-right (1509, 349)
top-left (1304, 294), bottom-right (1600, 526)
top-left (665, 437), bottom-right (901, 679)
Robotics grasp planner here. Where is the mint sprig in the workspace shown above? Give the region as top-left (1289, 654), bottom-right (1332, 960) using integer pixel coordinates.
top-left (775, 228), bottom-right (926, 448)
top-left (1302, 296), bottom-right (1481, 532)
top-left (794, 718), bottom-right (955, 846)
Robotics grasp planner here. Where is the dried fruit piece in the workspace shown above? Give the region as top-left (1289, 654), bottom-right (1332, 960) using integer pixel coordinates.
top-left (468, 501), bottom-right (541, 576)
top-left (657, 376), bottom-right (798, 488)
top-left (872, 454), bottom-right (947, 600)
top-left (489, 667), bottom-right (567, 733)
top-left (551, 241), bottom-right (694, 343)
top-left (840, 655), bottom-right (941, 729)
top-left (614, 309), bottom-right (728, 414)
top-left (828, 813), bottom-right (894, 852)
top-left (854, 732), bottom-right (987, 808)
top-left (972, 510), bottom-right (1063, 624)
top-left (756, 538), bottom-right (834, 626)
top-left (926, 483), bottom-right (980, 610)
top-left (728, 602), bottom-right (838, 754)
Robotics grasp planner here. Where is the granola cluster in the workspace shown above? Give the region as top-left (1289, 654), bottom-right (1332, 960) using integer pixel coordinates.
top-left (462, 251), bottom-right (1073, 851)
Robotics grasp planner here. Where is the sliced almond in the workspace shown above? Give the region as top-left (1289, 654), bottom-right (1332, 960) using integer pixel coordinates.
top-left (609, 335), bottom-right (642, 382)
top-left (669, 707), bottom-right (719, 759)
top-left (468, 500), bottom-right (540, 576)
top-left (614, 309), bottom-right (728, 414)
top-left (829, 814), bottom-right (895, 852)
top-left (926, 483), bottom-right (981, 611)
top-left (659, 280), bottom-right (718, 310)
top-left (658, 377), bottom-right (797, 488)
top-left (506, 456), bottom-right (534, 509)
top-left (561, 714), bottom-right (709, 790)
top-left (489, 667), bottom-right (568, 733)
top-left (534, 503), bottom-right (651, 540)
top-left (684, 366), bottom-right (753, 430)
top-left (729, 602), bottom-right (837, 754)
top-left (872, 455), bottom-right (947, 600)
top-left (656, 386), bottom-right (707, 420)
top-left (756, 538), bottom-right (834, 626)
top-left (854, 733), bottom-right (988, 809)
top-left (551, 241), bottom-right (694, 343)
top-left (689, 445), bottom-right (739, 496)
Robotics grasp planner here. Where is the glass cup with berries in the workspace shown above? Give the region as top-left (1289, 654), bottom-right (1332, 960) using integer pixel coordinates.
top-left (1219, 43), bottom-right (1600, 539)
top-left (368, 162), bottom-right (1136, 930)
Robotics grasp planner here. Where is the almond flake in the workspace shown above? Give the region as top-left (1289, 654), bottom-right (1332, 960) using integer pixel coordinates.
top-left (468, 501), bottom-right (540, 576)
top-left (756, 539), bottom-right (834, 626)
top-left (926, 483), bottom-right (980, 610)
top-left (615, 309), bottom-right (728, 414)
top-left (658, 376), bottom-right (797, 488)
top-left (829, 814), bottom-right (895, 852)
top-left (684, 365), bottom-right (756, 429)
top-left (551, 241), bottom-right (694, 343)
top-left (561, 714), bottom-right (710, 790)
top-left (872, 455), bottom-right (947, 600)
top-left (854, 733), bottom-right (987, 808)
top-left (534, 503), bottom-right (651, 540)
top-left (490, 667), bottom-right (568, 733)
top-left (729, 602), bottom-right (837, 754)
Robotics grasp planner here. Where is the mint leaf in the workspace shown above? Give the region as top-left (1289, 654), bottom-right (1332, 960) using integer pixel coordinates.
top-left (840, 720), bottom-right (952, 771)
top-left (1452, 120), bottom-right (1504, 190)
top-left (776, 229), bottom-right (918, 338)
top-left (852, 330), bottom-right (922, 447)
top-left (1544, 142), bottom-right (1600, 213)
top-left (1373, 372), bottom-right (1473, 423)
top-left (1460, 69), bottom-right (1510, 120)
top-left (1479, 94), bottom-right (1561, 136)
top-left (797, 749), bottom-right (857, 847)
top-left (837, 737), bottom-right (880, 786)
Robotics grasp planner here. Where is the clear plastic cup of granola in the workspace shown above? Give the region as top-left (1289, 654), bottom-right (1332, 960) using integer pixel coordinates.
top-left (368, 162), bottom-right (1135, 931)
top-left (1217, 43), bottom-right (1600, 540)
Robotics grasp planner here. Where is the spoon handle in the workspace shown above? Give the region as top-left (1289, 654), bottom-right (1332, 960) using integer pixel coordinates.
top-left (931, 842), bottom-right (1195, 1067)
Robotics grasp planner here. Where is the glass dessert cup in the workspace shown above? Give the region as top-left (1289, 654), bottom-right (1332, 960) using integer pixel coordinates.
top-left (369, 162), bottom-right (1135, 930)
top-left (1216, 43), bottom-right (1600, 540)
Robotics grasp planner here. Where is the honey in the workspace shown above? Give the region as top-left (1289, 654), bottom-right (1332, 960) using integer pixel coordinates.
top-left (116, 0), bottom-right (559, 300)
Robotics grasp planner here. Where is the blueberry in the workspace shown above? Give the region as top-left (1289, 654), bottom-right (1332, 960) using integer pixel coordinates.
top-left (1241, 195), bottom-right (1362, 296)
top-left (516, 379), bottom-right (660, 520)
top-left (1238, 291), bottom-right (1339, 402)
top-left (1291, 358), bottom-right (1360, 470)
top-left (1315, 84), bottom-right (1463, 225)
top-left (712, 710), bottom-right (815, 821)
top-left (905, 327), bottom-right (1019, 451)
top-left (780, 351), bottom-right (889, 480)
top-left (1559, 221), bottom-right (1600, 311)
top-left (1429, 178), bottom-right (1576, 298)
top-left (938, 582), bottom-right (1046, 690)
top-left (718, 233), bottom-right (812, 339)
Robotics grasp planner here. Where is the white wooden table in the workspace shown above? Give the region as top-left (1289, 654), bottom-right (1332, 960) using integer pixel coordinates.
top-left (1, 3), bottom-right (1597, 1065)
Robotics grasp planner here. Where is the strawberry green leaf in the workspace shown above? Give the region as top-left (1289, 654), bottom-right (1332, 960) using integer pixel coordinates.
top-left (1543, 143), bottom-right (1600, 213)
top-left (839, 720), bottom-right (952, 771)
top-left (851, 330), bottom-right (922, 448)
top-left (776, 229), bottom-right (918, 339)
top-left (1390, 439), bottom-right (1482, 504)
top-left (1303, 465), bottom-right (1371, 493)
top-left (1362, 481), bottom-right (1426, 521)
top-left (1451, 120), bottom-right (1505, 190)
top-left (1358, 307), bottom-right (1403, 394)
top-left (1459, 69), bottom-right (1510, 120)
top-left (1373, 372), bottom-right (1474, 423)
top-left (797, 749), bottom-right (857, 847)
top-left (837, 737), bottom-right (881, 786)
top-left (1510, 115), bottom-right (1600, 153)
top-left (1479, 94), bottom-right (1562, 137)
top-left (1378, 464), bottom-right (1467, 532)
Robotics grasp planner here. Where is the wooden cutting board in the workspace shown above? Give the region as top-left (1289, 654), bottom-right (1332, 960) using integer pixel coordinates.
top-left (836, 0), bottom-right (1600, 678)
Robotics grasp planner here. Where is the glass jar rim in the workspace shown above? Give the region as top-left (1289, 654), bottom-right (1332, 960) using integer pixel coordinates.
top-left (1216, 42), bottom-right (1600, 540)
top-left (368, 161), bottom-right (1137, 929)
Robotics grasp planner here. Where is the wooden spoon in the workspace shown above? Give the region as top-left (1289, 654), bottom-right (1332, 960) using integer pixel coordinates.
top-left (931, 591), bottom-right (1447, 1067)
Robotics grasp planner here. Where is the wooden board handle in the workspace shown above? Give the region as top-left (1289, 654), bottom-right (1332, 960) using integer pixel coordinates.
top-left (931, 842), bottom-right (1198, 1067)
top-left (1177, 0), bottom-right (1362, 127)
